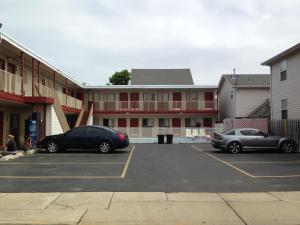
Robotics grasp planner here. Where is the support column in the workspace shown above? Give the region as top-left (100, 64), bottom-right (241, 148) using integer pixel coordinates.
top-left (31, 58), bottom-right (35, 96)
top-left (53, 71), bottom-right (56, 89)
top-left (65, 78), bottom-right (68, 106)
top-left (20, 51), bottom-right (24, 95)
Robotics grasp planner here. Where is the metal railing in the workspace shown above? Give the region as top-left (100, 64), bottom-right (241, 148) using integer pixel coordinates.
top-left (94, 100), bottom-right (217, 111)
top-left (33, 78), bottom-right (82, 109)
top-left (0, 69), bottom-right (23, 95)
top-left (108, 127), bottom-right (216, 139)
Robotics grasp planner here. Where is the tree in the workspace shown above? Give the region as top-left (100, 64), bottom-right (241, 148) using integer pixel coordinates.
top-left (108, 69), bottom-right (131, 85)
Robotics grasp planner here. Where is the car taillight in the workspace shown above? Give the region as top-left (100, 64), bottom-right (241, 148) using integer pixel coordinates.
top-left (119, 133), bottom-right (126, 141)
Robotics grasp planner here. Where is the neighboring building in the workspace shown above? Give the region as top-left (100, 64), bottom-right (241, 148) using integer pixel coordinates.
top-left (0, 32), bottom-right (219, 147)
top-left (218, 74), bottom-right (270, 121)
top-left (262, 43), bottom-right (300, 120)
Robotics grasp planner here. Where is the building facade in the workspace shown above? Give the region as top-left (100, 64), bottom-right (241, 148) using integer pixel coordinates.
top-left (0, 32), bottom-right (218, 148)
top-left (262, 43), bottom-right (300, 120)
top-left (218, 74), bottom-right (270, 121)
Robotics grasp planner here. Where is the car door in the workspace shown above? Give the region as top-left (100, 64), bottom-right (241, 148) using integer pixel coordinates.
top-left (239, 129), bottom-right (256, 148)
top-left (253, 131), bottom-right (278, 148)
top-left (63, 127), bottom-right (86, 149)
top-left (84, 127), bottom-right (103, 149)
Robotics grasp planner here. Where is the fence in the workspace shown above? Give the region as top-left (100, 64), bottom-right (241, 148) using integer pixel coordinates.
top-left (223, 118), bottom-right (269, 133)
top-left (270, 120), bottom-right (300, 150)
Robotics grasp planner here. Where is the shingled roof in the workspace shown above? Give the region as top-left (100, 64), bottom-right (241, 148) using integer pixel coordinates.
top-left (219, 74), bottom-right (270, 90)
top-left (131, 69), bottom-right (194, 85)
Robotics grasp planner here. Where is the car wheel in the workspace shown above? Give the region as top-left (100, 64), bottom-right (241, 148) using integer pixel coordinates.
top-left (281, 141), bottom-right (294, 154)
top-left (47, 140), bottom-right (59, 153)
top-left (228, 142), bottom-right (242, 154)
top-left (99, 141), bottom-right (111, 153)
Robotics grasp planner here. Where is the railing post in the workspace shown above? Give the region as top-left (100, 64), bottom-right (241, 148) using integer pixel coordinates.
top-left (284, 119), bottom-right (288, 138)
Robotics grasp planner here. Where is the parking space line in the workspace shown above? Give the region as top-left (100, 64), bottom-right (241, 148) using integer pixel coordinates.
top-left (227, 161), bottom-right (300, 164)
top-left (0, 162), bottom-right (126, 165)
top-left (191, 146), bottom-right (255, 178)
top-left (0, 175), bottom-right (122, 179)
top-left (121, 145), bottom-right (135, 178)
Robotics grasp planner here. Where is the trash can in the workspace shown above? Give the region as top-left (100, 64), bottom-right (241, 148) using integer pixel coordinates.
top-left (157, 134), bottom-right (165, 144)
top-left (166, 134), bottom-right (173, 144)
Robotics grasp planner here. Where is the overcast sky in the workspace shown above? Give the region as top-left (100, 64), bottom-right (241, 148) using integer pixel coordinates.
top-left (1, 0), bottom-right (300, 85)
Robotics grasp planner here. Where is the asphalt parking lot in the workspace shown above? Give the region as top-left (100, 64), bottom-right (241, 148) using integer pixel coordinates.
top-left (1, 144), bottom-right (300, 192)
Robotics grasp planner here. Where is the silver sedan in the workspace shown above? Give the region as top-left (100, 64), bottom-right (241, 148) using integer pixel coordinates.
top-left (212, 128), bottom-right (297, 154)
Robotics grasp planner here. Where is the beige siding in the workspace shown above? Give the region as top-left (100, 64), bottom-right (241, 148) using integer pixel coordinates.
top-left (46, 105), bottom-right (63, 136)
top-left (219, 79), bottom-right (235, 120)
top-left (236, 88), bottom-right (270, 117)
top-left (271, 52), bottom-right (300, 119)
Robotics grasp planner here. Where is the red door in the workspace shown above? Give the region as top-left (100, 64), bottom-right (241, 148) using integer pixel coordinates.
top-left (119, 93), bottom-right (128, 110)
top-left (118, 118), bottom-right (127, 127)
top-left (204, 92), bottom-right (214, 109)
top-left (172, 118), bottom-right (181, 127)
top-left (173, 92), bottom-right (182, 109)
top-left (130, 92), bottom-right (139, 110)
top-left (203, 118), bottom-right (212, 127)
top-left (130, 118), bottom-right (139, 127)
top-left (0, 112), bottom-right (3, 147)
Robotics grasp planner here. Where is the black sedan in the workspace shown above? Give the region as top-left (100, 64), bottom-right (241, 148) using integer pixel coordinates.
top-left (37, 125), bottom-right (129, 153)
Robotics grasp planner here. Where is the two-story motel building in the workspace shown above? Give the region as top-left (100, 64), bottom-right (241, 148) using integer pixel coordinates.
top-left (0, 32), bottom-right (218, 148)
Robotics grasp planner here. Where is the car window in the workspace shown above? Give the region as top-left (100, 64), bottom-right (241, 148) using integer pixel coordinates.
top-left (223, 130), bottom-right (235, 135)
top-left (240, 130), bottom-right (261, 136)
top-left (67, 127), bottom-right (85, 136)
top-left (86, 127), bottom-right (103, 136)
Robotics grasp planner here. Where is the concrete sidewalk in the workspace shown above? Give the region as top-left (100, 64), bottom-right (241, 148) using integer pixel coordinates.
top-left (0, 192), bottom-right (300, 224)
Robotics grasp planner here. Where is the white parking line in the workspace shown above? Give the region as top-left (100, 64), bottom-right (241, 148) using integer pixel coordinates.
top-left (0, 162), bottom-right (126, 165)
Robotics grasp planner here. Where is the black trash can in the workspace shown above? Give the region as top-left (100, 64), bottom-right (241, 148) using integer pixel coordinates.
top-left (157, 134), bottom-right (165, 144)
top-left (166, 134), bottom-right (173, 144)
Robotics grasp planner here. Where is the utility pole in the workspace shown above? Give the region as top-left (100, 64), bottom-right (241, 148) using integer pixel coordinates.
top-left (233, 68), bottom-right (238, 118)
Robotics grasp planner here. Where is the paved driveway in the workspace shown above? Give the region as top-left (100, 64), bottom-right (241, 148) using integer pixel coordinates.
top-left (1, 144), bottom-right (300, 192)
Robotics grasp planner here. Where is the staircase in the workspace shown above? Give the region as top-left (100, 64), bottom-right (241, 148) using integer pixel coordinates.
top-left (248, 98), bottom-right (271, 118)
top-left (51, 87), bottom-right (70, 132)
top-left (75, 103), bottom-right (93, 127)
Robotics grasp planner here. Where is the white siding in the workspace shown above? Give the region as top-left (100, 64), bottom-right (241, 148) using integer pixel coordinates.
top-left (271, 52), bottom-right (300, 119)
top-left (219, 79), bottom-right (235, 121)
top-left (236, 88), bottom-right (270, 117)
top-left (46, 105), bottom-right (63, 136)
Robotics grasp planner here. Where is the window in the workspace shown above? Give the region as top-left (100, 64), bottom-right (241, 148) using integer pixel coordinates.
top-left (280, 60), bottom-right (287, 81)
top-left (67, 127), bottom-right (85, 136)
top-left (159, 118), bottom-right (170, 127)
top-left (143, 92), bottom-right (155, 101)
top-left (185, 118), bottom-right (197, 127)
top-left (240, 129), bottom-right (263, 136)
top-left (107, 93), bottom-right (115, 101)
top-left (187, 92), bottom-right (198, 101)
top-left (103, 118), bottom-right (115, 127)
top-left (86, 127), bottom-right (102, 136)
top-left (223, 130), bottom-right (235, 135)
top-left (281, 99), bottom-right (288, 119)
top-left (157, 92), bottom-right (168, 101)
top-left (142, 118), bottom-right (154, 127)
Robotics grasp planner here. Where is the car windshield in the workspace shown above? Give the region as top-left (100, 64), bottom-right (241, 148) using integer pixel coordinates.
top-left (222, 129), bottom-right (235, 135)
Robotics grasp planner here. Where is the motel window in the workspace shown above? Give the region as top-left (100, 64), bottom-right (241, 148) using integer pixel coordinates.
top-left (280, 60), bottom-right (287, 81)
top-left (143, 92), bottom-right (155, 101)
top-left (185, 118), bottom-right (197, 127)
top-left (103, 118), bottom-right (115, 127)
top-left (281, 99), bottom-right (288, 119)
top-left (157, 92), bottom-right (168, 101)
top-left (159, 118), bottom-right (170, 127)
top-left (142, 118), bottom-right (154, 127)
top-left (187, 92), bottom-right (198, 101)
top-left (107, 93), bottom-right (115, 102)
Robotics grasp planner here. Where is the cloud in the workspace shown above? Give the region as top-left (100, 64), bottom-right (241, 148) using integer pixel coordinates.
top-left (0, 0), bottom-right (300, 85)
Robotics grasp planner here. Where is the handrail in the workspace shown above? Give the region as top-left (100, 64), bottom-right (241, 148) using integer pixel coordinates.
top-left (93, 100), bottom-right (217, 111)
top-left (0, 69), bottom-right (23, 95)
top-left (86, 103), bottom-right (94, 125)
top-left (74, 104), bottom-right (85, 127)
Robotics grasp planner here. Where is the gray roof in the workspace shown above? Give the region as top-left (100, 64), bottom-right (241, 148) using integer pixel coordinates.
top-left (222, 74), bottom-right (270, 87)
top-left (131, 69), bottom-right (194, 85)
top-left (262, 42), bottom-right (300, 66)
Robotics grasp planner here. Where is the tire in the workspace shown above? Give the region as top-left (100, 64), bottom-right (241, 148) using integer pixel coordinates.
top-left (47, 140), bottom-right (59, 153)
top-left (99, 141), bottom-right (111, 153)
top-left (280, 141), bottom-right (295, 154)
top-left (228, 141), bottom-right (242, 154)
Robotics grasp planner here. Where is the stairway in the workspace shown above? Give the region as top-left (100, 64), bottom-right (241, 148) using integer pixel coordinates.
top-left (51, 87), bottom-right (70, 132)
top-left (75, 103), bottom-right (93, 127)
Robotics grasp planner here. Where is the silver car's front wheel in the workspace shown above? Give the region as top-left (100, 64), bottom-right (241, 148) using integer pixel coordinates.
top-left (47, 140), bottom-right (58, 153)
top-left (99, 142), bottom-right (111, 153)
top-left (281, 141), bottom-right (294, 154)
top-left (228, 142), bottom-right (242, 154)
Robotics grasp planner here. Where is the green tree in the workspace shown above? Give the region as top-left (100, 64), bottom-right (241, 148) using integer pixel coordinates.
top-left (108, 69), bottom-right (131, 85)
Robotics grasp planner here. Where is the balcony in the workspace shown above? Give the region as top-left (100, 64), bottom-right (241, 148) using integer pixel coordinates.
top-left (33, 78), bottom-right (82, 110)
top-left (0, 69), bottom-right (22, 95)
top-left (94, 100), bottom-right (217, 113)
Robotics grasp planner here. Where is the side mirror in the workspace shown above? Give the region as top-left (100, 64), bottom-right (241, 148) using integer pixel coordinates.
top-left (263, 133), bottom-right (269, 137)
